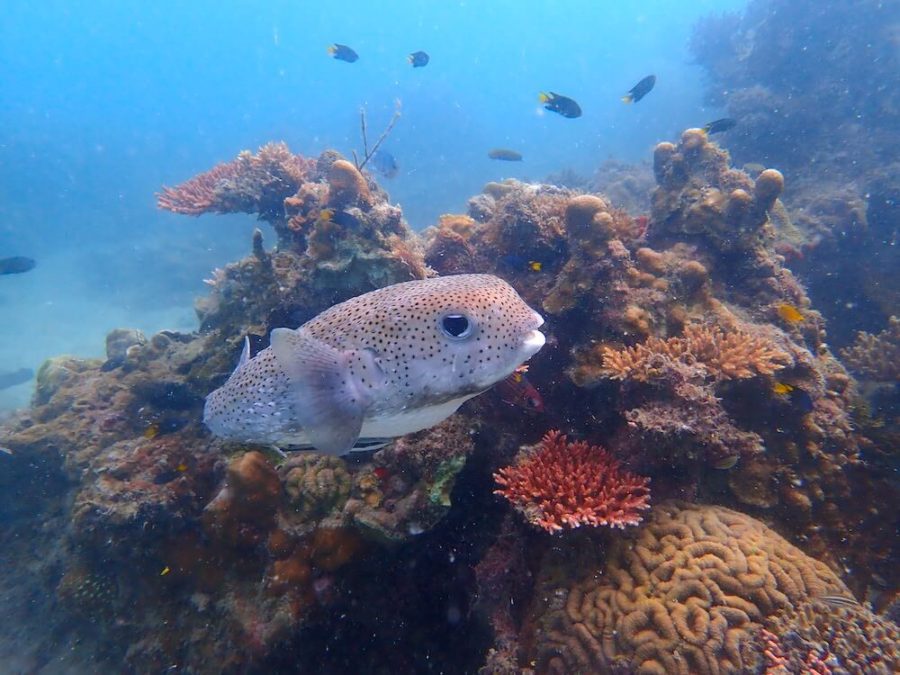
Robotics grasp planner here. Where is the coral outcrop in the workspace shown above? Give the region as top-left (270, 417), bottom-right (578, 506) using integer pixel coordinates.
top-left (841, 316), bottom-right (900, 382)
top-left (493, 431), bottom-right (650, 533)
top-left (691, 0), bottom-right (900, 344)
top-left (527, 502), bottom-right (850, 674)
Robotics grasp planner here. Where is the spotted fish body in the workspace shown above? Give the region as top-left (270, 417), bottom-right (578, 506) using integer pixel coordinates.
top-left (203, 274), bottom-right (546, 455)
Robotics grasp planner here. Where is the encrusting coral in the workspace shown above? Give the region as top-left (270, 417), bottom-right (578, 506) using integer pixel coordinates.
top-left (493, 430), bottom-right (651, 533)
top-left (763, 597), bottom-right (899, 674)
top-left (527, 502), bottom-right (851, 675)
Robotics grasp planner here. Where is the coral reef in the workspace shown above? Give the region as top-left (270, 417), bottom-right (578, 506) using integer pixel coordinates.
top-left (526, 502), bottom-right (850, 674)
top-left (764, 598), bottom-right (900, 674)
top-left (690, 0), bottom-right (900, 344)
top-left (3, 115), bottom-right (898, 672)
top-left (493, 430), bottom-right (650, 533)
top-left (841, 316), bottom-right (900, 382)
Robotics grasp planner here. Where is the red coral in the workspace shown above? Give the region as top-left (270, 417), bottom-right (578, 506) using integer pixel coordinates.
top-left (493, 430), bottom-right (651, 533)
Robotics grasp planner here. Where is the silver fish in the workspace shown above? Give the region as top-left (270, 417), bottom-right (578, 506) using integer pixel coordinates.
top-left (204, 274), bottom-right (546, 455)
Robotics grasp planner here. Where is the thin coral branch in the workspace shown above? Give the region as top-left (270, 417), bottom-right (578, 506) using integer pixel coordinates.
top-left (356, 101), bottom-right (402, 171)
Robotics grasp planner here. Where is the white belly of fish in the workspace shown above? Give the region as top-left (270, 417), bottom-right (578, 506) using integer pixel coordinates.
top-left (274, 392), bottom-right (478, 451)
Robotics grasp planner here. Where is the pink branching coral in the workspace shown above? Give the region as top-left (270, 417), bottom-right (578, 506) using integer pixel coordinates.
top-left (157, 142), bottom-right (312, 216)
top-left (493, 430), bottom-right (650, 533)
top-left (599, 323), bottom-right (790, 381)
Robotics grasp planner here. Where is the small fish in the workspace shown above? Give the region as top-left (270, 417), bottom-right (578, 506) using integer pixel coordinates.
top-left (703, 118), bottom-right (737, 135)
top-left (818, 594), bottom-right (860, 608)
top-left (327, 43), bottom-right (359, 63)
top-left (622, 75), bottom-right (656, 104)
top-left (712, 454), bottom-right (740, 470)
top-left (176, 463), bottom-right (188, 472)
top-left (0, 256), bottom-right (36, 276)
top-left (372, 150), bottom-right (399, 179)
top-left (774, 382), bottom-right (814, 413)
top-left (773, 382), bottom-right (794, 395)
top-left (777, 303), bottom-right (804, 324)
top-left (743, 162), bottom-right (766, 175)
top-left (499, 254), bottom-right (542, 272)
top-left (160, 566), bottom-right (171, 577)
top-left (488, 148), bottom-right (523, 162)
top-left (408, 51), bottom-right (429, 68)
top-left (204, 275), bottom-right (545, 455)
top-left (539, 92), bottom-right (582, 118)
top-left (0, 447), bottom-right (12, 456)
top-left (0, 367), bottom-right (33, 391)
top-left (144, 424), bottom-right (160, 440)
top-left (373, 466), bottom-right (390, 482)
top-left (496, 368), bottom-right (544, 413)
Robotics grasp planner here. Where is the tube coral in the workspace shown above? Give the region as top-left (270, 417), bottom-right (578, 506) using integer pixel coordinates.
top-left (493, 430), bottom-right (650, 533)
top-left (599, 323), bottom-right (790, 381)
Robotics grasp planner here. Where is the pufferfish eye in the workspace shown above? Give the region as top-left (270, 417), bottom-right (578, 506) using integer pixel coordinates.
top-left (440, 313), bottom-right (473, 340)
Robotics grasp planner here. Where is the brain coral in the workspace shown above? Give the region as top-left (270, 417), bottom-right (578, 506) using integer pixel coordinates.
top-left (529, 501), bottom-right (849, 674)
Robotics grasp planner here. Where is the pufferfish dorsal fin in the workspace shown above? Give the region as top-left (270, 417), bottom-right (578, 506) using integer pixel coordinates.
top-left (270, 327), bottom-right (374, 456)
top-left (238, 336), bottom-right (251, 369)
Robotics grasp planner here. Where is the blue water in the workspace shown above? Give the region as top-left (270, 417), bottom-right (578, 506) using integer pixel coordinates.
top-left (0, 0), bottom-right (743, 410)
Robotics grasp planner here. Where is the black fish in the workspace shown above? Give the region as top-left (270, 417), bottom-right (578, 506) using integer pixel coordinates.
top-left (622, 75), bottom-right (656, 103)
top-left (328, 43), bottom-right (359, 63)
top-left (408, 51), bottom-right (429, 68)
top-left (372, 150), bottom-right (399, 179)
top-left (0, 256), bottom-right (36, 275)
top-left (703, 118), bottom-right (737, 134)
top-left (0, 368), bottom-right (33, 391)
top-left (488, 148), bottom-right (523, 161)
top-left (539, 92), bottom-right (582, 119)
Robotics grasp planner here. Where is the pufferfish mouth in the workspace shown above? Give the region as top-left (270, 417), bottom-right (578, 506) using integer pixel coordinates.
top-left (522, 329), bottom-right (546, 354)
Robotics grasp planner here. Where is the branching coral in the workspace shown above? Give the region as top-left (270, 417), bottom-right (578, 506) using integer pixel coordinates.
top-left (840, 316), bottom-right (900, 381)
top-left (157, 142), bottom-right (312, 216)
top-left (493, 430), bottom-right (650, 533)
top-left (598, 323), bottom-right (791, 382)
top-left (529, 502), bottom-right (850, 674)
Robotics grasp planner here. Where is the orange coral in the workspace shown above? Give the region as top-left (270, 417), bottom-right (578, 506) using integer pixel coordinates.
top-left (599, 323), bottom-right (790, 381)
top-left (493, 431), bottom-right (650, 533)
top-left (326, 159), bottom-right (371, 207)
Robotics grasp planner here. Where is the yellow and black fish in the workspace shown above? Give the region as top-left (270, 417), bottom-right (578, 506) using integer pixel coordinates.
top-left (488, 148), bottom-right (523, 161)
top-left (408, 51), bottom-right (429, 68)
top-left (328, 43), bottom-right (359, 63)
top-left (703, 118), bottom-right (737, 135)
top-left (622, 75), bottom-right (656, 103)
top-left (539, 92), bottom-right (582, 118)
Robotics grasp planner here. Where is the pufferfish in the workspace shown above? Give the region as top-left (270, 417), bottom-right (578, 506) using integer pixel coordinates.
top-left (203, 274), bottom-right (546, 456)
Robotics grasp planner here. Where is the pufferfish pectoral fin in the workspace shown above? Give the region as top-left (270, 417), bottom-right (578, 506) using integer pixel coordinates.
top-left (270, 327), bottom-right (373, 456)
